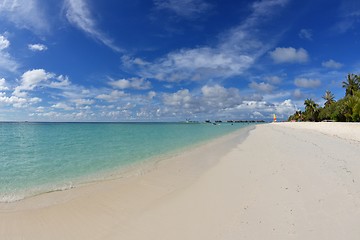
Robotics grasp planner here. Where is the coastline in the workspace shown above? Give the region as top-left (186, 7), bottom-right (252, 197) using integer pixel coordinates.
top-left (0, 122), bottom-right (252, 204)
top-left (1, 123), bottom-right (360, 239)
top-left (0, 125), bottom-right (254, 211)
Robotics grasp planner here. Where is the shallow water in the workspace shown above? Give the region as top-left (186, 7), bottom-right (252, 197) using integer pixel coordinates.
top-left (0, 122), bottom-right (252, 202)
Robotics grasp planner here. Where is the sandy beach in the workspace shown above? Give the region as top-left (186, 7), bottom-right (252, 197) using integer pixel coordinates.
top-left (1, 123), bottom-right (360, 240)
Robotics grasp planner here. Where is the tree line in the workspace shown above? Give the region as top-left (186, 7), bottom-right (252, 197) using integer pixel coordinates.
top-left (288, 73), bottom-right (360, 122)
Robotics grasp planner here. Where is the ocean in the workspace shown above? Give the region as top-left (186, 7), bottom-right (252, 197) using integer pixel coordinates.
top-left (0, 122), bottom-right (252, 202)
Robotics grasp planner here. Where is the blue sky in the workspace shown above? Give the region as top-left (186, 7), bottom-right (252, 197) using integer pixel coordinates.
top-left (0, 0), bottom-right (359, 122)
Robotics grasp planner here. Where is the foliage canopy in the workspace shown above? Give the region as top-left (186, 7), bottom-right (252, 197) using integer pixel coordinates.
top-left (288, 73), bottom-right (360, 122)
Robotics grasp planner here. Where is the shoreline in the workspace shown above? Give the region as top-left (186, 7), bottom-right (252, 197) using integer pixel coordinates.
top-left (0, 123), bottom-right (254, 205)
top-left (0, 125), bottom-right (254, 211)
top-left (1, 122), bottom-right (360, 239)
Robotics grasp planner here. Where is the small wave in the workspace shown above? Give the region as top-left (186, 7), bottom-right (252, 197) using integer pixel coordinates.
top-left (0, 182), bottom-right (76, 203)
top-left (0, 193), bottom-right (25, 203)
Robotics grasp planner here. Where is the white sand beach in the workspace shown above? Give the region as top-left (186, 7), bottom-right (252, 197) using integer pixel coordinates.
top-left (1, 123), bottom-right (360, 240)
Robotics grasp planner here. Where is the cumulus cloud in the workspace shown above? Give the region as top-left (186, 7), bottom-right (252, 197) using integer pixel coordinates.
top-left (109, 78), bottom-right (152, 90)
top-left (293, 89), bottom-right (303, 99)
top-left (154, 0), bottom-right (212, 19)
top-left (12, 69), bottom-right (74, 100)
top-left (0, 92), bottom-right (41, 108)
top-left (294, 78), bottom-right (321, 88)
top-left (269, 47), bottom-right (309, 63)
top-left (160, 84), bottom-right (243, 119)
top-left (276, 99), bottom-right (296, 115)
top-left (71, 98), bottom-right (95, 106)
top-left (163, 89), bottom-right (192, 107)
top-left (232, 98), bottom-right (296, 120)
top-left (64, 0), bottom-right (121, 52)
top-left (249, 81), bottom-right (276, 93)
top-left (0, 94), bottom-right (24, 105)
top-left (0, 35), bottom-right (10, 50)
top-left (0, 78), bottom-right (9, 90)
top-left (51, 102), bottom-right (74, 111)
top-left (0, 0), bottom-right (49, 34)
top-left (322, 59), bottom-right (343, 69)
top-left (28, 43), bottom-right (48, 51)
top-left (13, 69), bottom-right (54, 96)
top-left (0, 52), bottom-right (18, 72)
top-left (299, 29), bottom-right (313, 40)
top-left (96, 90), bottom-right (128, 102)
top-left (201, 84), bottom-right (242, 110)
top-left (49, 75), bottom-right (71, 89)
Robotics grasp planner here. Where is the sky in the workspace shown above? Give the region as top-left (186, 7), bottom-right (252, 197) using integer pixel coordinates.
top-left (0, 0), bottom-right (359, 122)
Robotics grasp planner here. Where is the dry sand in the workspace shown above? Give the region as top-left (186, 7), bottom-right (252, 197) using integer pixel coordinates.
top-left (1, 123), bottom-right (360, 239)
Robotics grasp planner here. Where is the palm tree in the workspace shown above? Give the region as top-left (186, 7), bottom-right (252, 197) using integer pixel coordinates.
top-left (304, 98), bottom-right (318, 112)
top-left (342, 74), bottom-right (360, 96)
top-left (304, 98), bottom-right (319, 121)
top-left (322, 90), bottom-right (335, 107)
top-left (345, 91), bottom-right (360, 121)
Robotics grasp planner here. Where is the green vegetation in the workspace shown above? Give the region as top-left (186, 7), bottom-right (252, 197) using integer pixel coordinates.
top-left (288, 73), bottom-right (360, 122)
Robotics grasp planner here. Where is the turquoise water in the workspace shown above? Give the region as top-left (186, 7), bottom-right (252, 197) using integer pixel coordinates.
top-left (0, 122), bottom-right (252, 202)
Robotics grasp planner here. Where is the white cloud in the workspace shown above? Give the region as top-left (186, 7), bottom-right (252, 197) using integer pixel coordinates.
top-left (269, 47), bottom-right (309, 63)
top-left (0, 53), bottom-right (19, 72)
top-left (123, 0), bottom-right (289, 82)
top-left (322, 59), bottom-right (343, 69)
top-left (293, 89), bottom-right (303, 99)
top-left (294, 78), bottom-right (321, 88)
top-left (109, 78), bottom-right (152, 90)
top-left (12, 69), bottom-right (75, 99)
top-left (0, 35), bottom-right (10, 50)
top-left (154, 0), bottom-right (212, 19)
top-left (0, 95), bottom-right (25, 106)
top-left (36, 106), bottom-right (45, 112)
top-left (160, 84), bottom-right (243, 119)
top-left (232, 99), bottom-right (296, 120)
top-left (64, 0), bottom-right (121, 52)
top-left (299, 29), bottom-right (313, 40)
top-left (28, 43), bottom-right (48, 51)
top-left (124, 46), bottom-right (255, 82)
top-left (201, 84), bottom-right (228, 98)
top-left (0, 0), bottom-right (49, 34)
top-left (71, 98), bottom-right (95, 106)
top-left (148, 91), bottom-right (157, 99)
top-left (276, 99), bottom-right (296, 115)
top-left (264, 76), bottom-right (282, 84)
top-left (96, 90), bottom-right (128, 102)
top-left (0, 34), bottom-right (18, 72)
top-left (48, 75), bottom-right (72, 89)
top-left (0, 93), bottom-right (41, 108)
top-left (163, 89), bottom-right (192, 107)
top-left (51, 102), bottom-right (74, 111)
top-left (201, 84), bottom-right (242, 110)
top-left (0, 78), bottom-right (9, 90)
top-left (13, 69), bottom-right (54, 97)
top-left (249, 81), bottom-right (275, 93)
top-left (244, 0), bottom-right (288, 28)
top-left (251, 0), bottom-right (288, 16)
